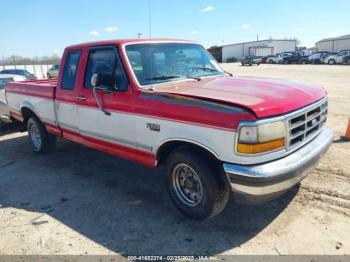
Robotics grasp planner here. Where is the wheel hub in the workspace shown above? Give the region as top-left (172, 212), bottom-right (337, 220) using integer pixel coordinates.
top-left (30, 124), bottom-right (42, 150)
top-left (172, 163), bottom-right (203, 207)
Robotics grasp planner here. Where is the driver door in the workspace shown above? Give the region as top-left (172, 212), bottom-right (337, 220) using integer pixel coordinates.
top-left (76, 46), bottom-right (136, 151)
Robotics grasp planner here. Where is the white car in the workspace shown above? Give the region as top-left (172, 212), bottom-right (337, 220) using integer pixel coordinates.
top-left (324, 50), bottom-right (350, 64)
top-left (267, 52), bottom-right (293, 63)
top-left (0, 74), bottom-right (26, 129)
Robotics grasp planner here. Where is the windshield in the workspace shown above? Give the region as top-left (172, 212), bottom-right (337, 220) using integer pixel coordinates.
top-left (0, 78), bottom-right (13, 90)
top-left (125, 43), bottom-right (224, 86)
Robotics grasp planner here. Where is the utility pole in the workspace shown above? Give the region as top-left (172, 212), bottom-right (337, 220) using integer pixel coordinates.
top-left (148, 0), bottom-right (152, 38)
top-left (138, 33), bottom-right (142, 39)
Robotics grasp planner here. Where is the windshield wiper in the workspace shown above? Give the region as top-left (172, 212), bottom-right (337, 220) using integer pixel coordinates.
top-left (186, 75), bottom-right (201, 81)
top-left (146, 75), bottom-right (181, 81)
top-left (191, 67), bottom-right (219, 72)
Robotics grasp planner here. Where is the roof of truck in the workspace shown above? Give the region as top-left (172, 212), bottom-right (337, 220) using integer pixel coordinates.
top-left (66, 39), bottom-right (197, 49)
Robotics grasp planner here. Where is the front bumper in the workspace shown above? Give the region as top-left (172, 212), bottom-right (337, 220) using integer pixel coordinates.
top-left (223, 127), bottom-right (333, 204)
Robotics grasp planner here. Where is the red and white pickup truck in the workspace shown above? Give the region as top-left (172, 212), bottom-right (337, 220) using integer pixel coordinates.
top-left (5, 39), bottom-right (333, 219)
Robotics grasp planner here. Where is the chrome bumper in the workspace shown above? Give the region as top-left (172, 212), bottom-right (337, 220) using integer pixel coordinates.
top-left (223, 127), bottom-right (333, 203)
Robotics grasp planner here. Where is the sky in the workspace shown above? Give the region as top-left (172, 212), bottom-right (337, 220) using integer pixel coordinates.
top-left (1, 0), bottom-right (349, 57)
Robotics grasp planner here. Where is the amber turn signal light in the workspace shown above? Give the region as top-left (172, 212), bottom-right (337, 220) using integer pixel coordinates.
top-left (237, 138), bottom-right (285, 154)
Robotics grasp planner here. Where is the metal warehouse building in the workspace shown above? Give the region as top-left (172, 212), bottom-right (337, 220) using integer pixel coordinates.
top-left (315, 34), bottom-right (350, 52)
top-left (208, 39), bottom-right (297, 62)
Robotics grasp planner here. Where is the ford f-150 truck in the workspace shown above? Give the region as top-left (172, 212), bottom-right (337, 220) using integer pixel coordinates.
top-left (4, 39), bottom-right (333, 220)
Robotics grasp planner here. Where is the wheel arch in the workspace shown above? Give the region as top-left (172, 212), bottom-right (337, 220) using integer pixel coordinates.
top-left (156, 139), bottom-right (220, 166)
top-left (20, 103), bottom-right (40, 126)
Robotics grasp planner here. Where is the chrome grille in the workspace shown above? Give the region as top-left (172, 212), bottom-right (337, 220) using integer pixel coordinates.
top-left (287, 99), bottom-right (328, 149)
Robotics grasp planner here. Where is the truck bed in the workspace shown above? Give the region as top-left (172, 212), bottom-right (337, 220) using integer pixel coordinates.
top-left (5, 79), bottom-right (58, 126)
top-left (5, 79), bottom-right (57, 99)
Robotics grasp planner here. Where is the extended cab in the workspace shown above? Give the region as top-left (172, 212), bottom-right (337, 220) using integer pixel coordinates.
top-left (5, 39), bottom-right (333, 220)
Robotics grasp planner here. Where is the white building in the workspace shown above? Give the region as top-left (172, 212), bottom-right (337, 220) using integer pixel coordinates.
top-left (219, 39), bottom-right (297, 62)
top-left (315, 34), bottom-right (350, 52)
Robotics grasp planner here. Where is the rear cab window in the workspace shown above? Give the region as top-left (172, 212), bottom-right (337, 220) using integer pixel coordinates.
top-left (61, 50), bottom-right (81, 90)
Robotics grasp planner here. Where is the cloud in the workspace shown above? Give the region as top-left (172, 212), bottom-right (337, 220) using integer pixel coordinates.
top-left (89, 30), bottom-right (100, 36)
top-left (201, 6), bottom-right (214, 12)
top-left (241, 24), bottom-right (252, 29)
top-left (192, 30), bottom-right (199, 35)
top-left (295, 27), bottom-right (305, 32)
top-left (327, 31), bottom-right (339, 37)
top-left (104, 26), bottom-right (118, 33)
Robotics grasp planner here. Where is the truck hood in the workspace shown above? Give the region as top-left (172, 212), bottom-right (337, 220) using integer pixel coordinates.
top-left (153, 76), bottom-right (326, 118)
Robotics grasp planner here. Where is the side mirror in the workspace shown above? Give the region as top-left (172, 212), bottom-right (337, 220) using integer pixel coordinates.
top-left (91, 73), bottom-right (118, 91)
top-left (91, 73), bottom-right (100, 87)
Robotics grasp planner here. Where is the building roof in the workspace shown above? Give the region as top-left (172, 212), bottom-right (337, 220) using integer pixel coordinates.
top-left (316, 34), bottom-right (350, 43)
top-left (211, 39), bottom-right (297, 49)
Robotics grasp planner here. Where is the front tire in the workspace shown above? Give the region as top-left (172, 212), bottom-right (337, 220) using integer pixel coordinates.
top-left (328, 59), bottom-right (336, 65)
top-left (27, 117), bottom-right (56, 154)
top-left (165, 147), bottom-right (230, 220)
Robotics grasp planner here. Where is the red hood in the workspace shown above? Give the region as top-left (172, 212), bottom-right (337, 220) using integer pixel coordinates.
top-left (153, 76), bottom-right (326, 118)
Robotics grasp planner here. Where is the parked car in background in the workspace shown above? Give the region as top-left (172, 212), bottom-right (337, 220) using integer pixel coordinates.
top-left (47, 64), bottom-right (60, 78)
top-left (226, 57), bottom-right (238, 63)
top-left (279, 52), bottom-right (309, 64)
top-left (0, 69), bottom-right (37, 80)
top-left (266, 55), bottom-right (279, 64)
top-left (320, 52), bottom-right (337, 64)
top-left (325, 50), bottom-right (350, 64)
top-left (0, 74), bottom-right (26, 129)
top-left (262, 55), bottom-right (275, 64)
top-left (307, 52), bottom-right (329, 64)
top-left (241, 55), bottom-right (262, 66)
top-left (271, 52), bottom-right (294, 64)
top-left (343, 55), bottom-right (350, 65)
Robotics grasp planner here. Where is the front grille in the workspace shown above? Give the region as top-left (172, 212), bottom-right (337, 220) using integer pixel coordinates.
top-left (287, 99), bottom-right (328, 149)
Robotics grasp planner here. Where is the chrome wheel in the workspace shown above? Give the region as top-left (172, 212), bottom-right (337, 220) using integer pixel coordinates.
top-left (30, 124), bottom-right (42, 150)
top-left (172, 163), bottom-right (203, 207)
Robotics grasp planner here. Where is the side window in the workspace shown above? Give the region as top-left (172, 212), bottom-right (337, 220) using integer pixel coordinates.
top-left (61, 51), bottom-right (81, 90)
top-left (84, 48), bottom-right (128, 90)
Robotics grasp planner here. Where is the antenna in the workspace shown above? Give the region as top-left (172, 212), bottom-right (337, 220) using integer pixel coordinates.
top-left (148, 0), bottom-right (152, 38)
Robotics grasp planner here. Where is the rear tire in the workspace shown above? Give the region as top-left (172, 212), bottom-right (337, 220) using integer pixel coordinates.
top-left (346, 58), bottom-right (350, 65)
top-left (165, 147), bottom-right (230, 220)
top-left (268, 60), bottom-right (273, 64)
top-left (328, 59), bottom-right (336, 65)
top-left (27, 117), bottom-right (56, 154)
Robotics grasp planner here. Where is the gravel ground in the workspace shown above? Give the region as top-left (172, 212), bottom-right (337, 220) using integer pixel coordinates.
top-left (0, 63), bottom-right (349, 257)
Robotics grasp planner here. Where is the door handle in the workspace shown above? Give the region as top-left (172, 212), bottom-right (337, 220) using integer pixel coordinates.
top-left (76, 96), bottom-right (87, 101)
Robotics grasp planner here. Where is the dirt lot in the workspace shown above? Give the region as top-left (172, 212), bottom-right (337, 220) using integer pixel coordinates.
top-left (0, 63), bottom-right (349, 257)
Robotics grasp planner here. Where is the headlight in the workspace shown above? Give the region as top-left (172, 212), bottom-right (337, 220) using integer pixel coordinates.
top-left (237, 121), bottom-right (286, 154)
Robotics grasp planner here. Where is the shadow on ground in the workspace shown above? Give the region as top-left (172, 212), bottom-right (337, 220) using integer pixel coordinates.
top-left (0, 128), bottom-right (298, 255)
